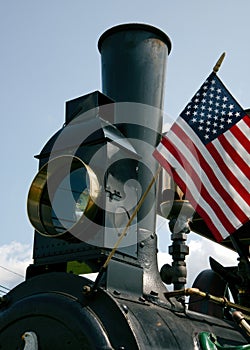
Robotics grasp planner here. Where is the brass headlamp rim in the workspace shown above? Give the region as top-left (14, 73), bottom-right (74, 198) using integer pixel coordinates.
top-left (27, 155), bottom-right (100, 239)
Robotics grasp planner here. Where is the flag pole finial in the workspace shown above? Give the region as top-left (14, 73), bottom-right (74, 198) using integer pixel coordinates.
top-left (213, 52), bottom-right (226, 73)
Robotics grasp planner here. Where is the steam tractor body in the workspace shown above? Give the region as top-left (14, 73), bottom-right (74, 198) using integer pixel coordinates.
top-left (0, 24), bottom-right (249, 349)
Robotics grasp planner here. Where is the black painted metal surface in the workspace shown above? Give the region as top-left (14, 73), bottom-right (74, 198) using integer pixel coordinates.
top-left (0, 272), bottom-right (249, 349)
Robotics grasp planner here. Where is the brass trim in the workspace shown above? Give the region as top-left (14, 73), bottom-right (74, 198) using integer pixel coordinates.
top-left (27, 155), bottom-right (100, 240)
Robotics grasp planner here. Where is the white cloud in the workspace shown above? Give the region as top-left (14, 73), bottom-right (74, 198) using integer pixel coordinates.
top-left (157, 234), bottom-right (238, 289)
top-left (0, 241), bottom-right (33, 292)
top-left (187, 236), bottom-right (238, 286)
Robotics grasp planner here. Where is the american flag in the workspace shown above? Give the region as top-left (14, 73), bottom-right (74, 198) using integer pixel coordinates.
top-left (154, 72), bottom-right (250, 241)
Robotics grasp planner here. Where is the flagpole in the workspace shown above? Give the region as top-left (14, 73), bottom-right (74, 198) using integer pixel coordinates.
top-left (213, 52), bottom-right (226, 73)
top-left (90, 165), bottom-right (162, 292)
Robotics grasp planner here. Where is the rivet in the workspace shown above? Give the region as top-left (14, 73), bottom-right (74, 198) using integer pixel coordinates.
top-left (113, 290), bottom-right (121, 296)
top-left (82, 285), bottom-right (91, 294)
top-left (150, 290), bottom-right (158, 297)
top-left (122, 304), bottom-right (128, 314)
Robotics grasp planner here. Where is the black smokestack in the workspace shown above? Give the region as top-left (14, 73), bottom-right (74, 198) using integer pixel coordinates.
top-left (98, 23), bottom-right (171, 233)
top-left (98, 24), bottom-right (172, 295)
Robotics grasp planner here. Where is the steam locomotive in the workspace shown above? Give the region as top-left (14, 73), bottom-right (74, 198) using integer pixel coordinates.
top-left (0, 23), bottom-right (249, 349)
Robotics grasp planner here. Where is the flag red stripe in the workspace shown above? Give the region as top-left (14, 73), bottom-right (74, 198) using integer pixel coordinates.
top-left (206, 142), bottom-right (250, 206)
top-left (154, 148), bottom-right (224, 241)
top-left (230, 117), bottom-right (250, 154)
top-left (217, 133), bottom-right (249, 178)
top-left (153, 149), bottom-right (176, 181)
top-left (242, 114), bottom-right (250, 127)
top-left (161, 137), bottom-right (237, 233)
top-left (170, 123), bottom-right (250, 211)
top-left (184, 191), bottom-right (225, 242)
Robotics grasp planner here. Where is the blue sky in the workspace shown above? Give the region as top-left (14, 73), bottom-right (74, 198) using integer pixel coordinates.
top-left (1, 0), bottom-right (247, 288)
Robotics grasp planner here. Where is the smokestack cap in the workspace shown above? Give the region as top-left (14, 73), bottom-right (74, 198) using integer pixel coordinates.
top-left (98, 23), bottom-right (172, 54)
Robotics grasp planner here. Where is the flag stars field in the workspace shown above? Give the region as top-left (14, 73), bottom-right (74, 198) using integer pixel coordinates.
top-left (182, 75), bottom-right (246, 145)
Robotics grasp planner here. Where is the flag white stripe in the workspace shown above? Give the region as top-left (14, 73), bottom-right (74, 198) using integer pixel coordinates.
top-left (224, 127), bottom-right (250, 165)
top-left (156, 143), bottom-right (229, 238)
top-left (238, 117), bottom-right (250, 139)
top-left (176, 117), bottom-right (250, 213)
top-left (166, 129), bottom-right (243, 226)
top-left (212, 136), bottom-right (249, 188)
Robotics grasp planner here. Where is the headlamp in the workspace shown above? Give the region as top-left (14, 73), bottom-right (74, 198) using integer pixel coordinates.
top-left (27, 155), bottom-right (100, 241)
